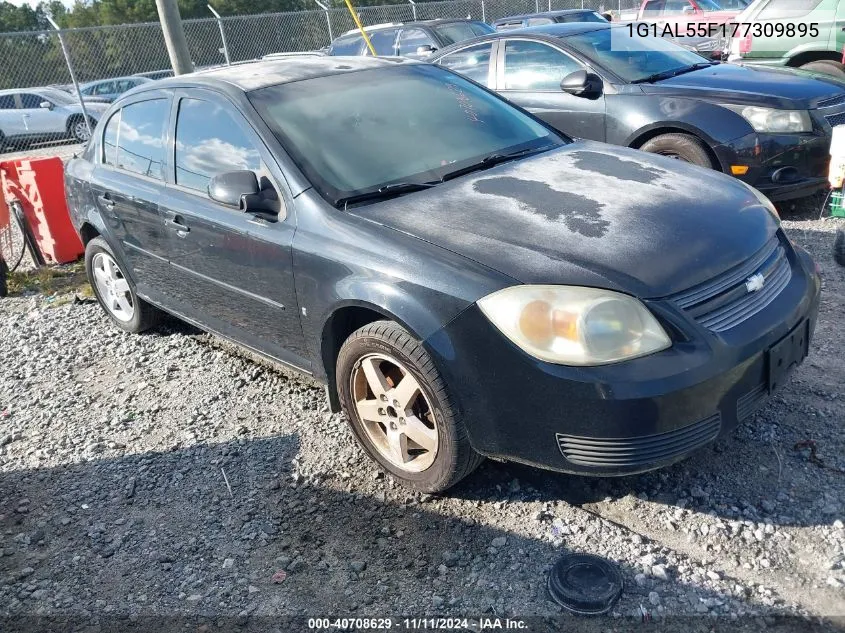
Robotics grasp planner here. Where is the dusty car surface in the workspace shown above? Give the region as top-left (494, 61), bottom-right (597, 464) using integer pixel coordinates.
top-left (431, 23), bottom-right (845, 202)
top-left (64, 57), bottom-right (820, 492)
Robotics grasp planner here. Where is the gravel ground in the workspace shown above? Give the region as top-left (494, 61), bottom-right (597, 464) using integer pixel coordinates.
top-left (0, 190), bottom-right (844, 631)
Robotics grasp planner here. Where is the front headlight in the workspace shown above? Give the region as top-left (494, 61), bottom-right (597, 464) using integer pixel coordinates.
top-left (739, 180), bottom-right (780, 222)
top-left (722, 104), bottom-right (812, 133)
top-left (477, 285), bottom-right (671, 366)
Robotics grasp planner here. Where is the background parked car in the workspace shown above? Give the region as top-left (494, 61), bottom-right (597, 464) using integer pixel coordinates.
top-left (327, 19), bottom-right (494, 58)
top-left (493, 10), bottom-right (608, 31)
top-left (79, 76), bottom-right (152, 103)
top-left (724, 0), bottom-right (845, 77)
top-left (133, 69), bottom-right (174, 81)
top-left (0, 87), bottom-right (108, 150)
top-left (431, 22), bottom-right (845, 201)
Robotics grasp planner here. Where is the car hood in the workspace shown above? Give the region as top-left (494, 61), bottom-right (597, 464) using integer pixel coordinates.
top-left (345, 142), bottom-right (779, 298)
top-left (639, 63), bottom-right (845, 109)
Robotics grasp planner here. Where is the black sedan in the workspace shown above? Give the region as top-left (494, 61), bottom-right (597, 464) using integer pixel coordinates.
top-left (65, 57), bottom-right (820, 492)
top-left (431, 23), bottom-right (845, 201)
top-left (492, 9), bottom-right (609, 31)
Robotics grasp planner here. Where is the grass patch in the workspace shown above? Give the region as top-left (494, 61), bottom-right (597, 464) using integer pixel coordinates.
top-left (7, 260), bottom-right (92, 301)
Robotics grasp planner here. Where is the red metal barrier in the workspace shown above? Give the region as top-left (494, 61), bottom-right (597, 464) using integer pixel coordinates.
top-left (0, 157), bottom-right (83, 265)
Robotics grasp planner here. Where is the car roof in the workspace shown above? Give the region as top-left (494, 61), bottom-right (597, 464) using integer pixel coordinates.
top-left (493, 9), bottom-right (600, 23)
top-left (139, 56), bottom-right (419, 93)
top-left (339, 18), bottom-right (483, 37)
top-left (81, 76), bottom-right (150, 88)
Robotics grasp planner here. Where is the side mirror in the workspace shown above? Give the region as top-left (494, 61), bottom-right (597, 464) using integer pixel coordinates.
top-left (39, 101), bottom-right (53, 110)
top-left (416, 44), bottom-right (436, 55)
top-left (208, 170), bottom-right (260, 207)
top-left (682, 5), bottom-right (695, 12)
top-left (560, 70), bottom-right (603, 98)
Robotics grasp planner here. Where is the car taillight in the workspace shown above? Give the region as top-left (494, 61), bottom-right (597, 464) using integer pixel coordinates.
top-left (738, 34), bottom-right (752, 54)
top-left (841, 44), bottom-right (845, 64)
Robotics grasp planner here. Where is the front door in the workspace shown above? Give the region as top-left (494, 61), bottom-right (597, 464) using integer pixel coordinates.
top-left (495, 38), bottom-right (607, 141)
top-left (159, 92), bottom-right (307, 369)
top-left (17, 93), bottom-right (66, 137)
top-left (87, 96), bottom-right (173, 299)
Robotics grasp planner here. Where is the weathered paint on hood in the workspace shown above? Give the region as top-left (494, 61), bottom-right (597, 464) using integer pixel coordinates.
top-left (345, 141), bottom-right (779, 298)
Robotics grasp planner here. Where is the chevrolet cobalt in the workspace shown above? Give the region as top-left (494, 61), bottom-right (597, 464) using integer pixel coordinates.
top-left (65, 57), bottom-right (820, 492)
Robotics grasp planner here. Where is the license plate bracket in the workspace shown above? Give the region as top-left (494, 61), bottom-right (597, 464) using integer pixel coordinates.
top-left (767, 319), bottom-right (809, 393)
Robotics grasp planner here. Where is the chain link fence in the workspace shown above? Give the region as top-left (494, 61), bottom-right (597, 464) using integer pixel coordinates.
top-left (0, 0), bottom-right (639, 151)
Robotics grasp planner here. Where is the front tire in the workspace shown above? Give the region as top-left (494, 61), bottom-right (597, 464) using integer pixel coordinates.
top-left (68, 116), bottom-right (93, 143)
top-left (799, 60), bottom-right (845, 77)
top-left (336, 320), bottom-right (483, 493)
top-left (85, 237), bottom-right (160, 333)
top-left (639, 133), bottom-right (714, 168)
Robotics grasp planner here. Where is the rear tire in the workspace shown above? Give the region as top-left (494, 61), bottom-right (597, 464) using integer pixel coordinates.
top-left (835, 227), bottom-right (845, 267)
top-left (85, 237), bottom-right (160, 333)
top-left (639, 133), bottom-right (714, 168)
top-left (336, 320), bottom-right (483, 493)
top-left (799, 60), bottom-right (845, 77)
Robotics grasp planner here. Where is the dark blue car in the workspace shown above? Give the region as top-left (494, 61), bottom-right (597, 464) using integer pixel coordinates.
top-left (65, 57), bottom-right (820, 492)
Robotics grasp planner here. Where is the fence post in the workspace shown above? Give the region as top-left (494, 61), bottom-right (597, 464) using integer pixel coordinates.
top-left (408, 0), bottom-right (417, 20)
top-left (548, 0), bottom-right (551, 11)
top-left (314, 0), bottom-right (334, 43)
top-left (481, 0), bottom-right (486, 22)
top-left (535, 0), bottom-right (539, 11)
top-left (207, 4), bottom-right (231, 65)
top-left (45, 15), bottom-right (92, 138)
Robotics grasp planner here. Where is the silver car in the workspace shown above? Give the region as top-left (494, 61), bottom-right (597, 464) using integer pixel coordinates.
top-left (0, 87), bottom-right (108, 150)
top-left (79, 76), bottom-right (152, 103)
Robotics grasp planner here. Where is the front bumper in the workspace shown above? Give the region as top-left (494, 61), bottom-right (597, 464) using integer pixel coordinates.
top-left (714, 131), bottom-right (830, 202)
top-left (424, 243), bottom-right (821, 477)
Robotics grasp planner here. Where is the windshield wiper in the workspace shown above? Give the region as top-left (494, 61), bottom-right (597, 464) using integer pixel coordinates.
top-left (632, 62), bottom-right (716, 84)
top-left (440, 146), bottom-right (552, 181)
top-left (335, 181), bottom-right (437, 209)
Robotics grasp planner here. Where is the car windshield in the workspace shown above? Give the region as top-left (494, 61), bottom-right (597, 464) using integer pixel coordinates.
top-left (431, 21), bottom-right (494, 45)
top-left (249, 64), bottom-right (564, 205)
top-left (40, 87), bottom-right (76, 105)
top-left (564, 27), bottom-right (709, 82)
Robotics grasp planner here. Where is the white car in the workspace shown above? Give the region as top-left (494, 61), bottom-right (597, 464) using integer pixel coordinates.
top-left (0, 87), bottom-right (108, 151)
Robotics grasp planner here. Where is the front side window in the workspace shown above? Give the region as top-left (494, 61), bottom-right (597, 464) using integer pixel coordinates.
top-left (366, 29), bottom-right (398, 56)
top-left (437, 43), bottom-right (493, 87)
top-left (19, 94), bottom-right (43, 109)
top-left (248, 64), bottom-right (564, 205)
top-left (642, 0), bottom-right (665, 15)
top-left (116, 99), bottom-right (169, 179)
top-left (398, 28), bottom-right (437, 56)
top-left (503, 40), bottom-right (582, 90)
top-left (174, 98), bottom-right (261, 193)
top-left (527, 17), bottom-right (554, 25)
top-left (496, 20), bottom-right (525, 30)
top-left (758, 0), bottom-right (822, 19)
top-left (94, 82), bottom-right (116, 95)
top-left (663, 0), bottom-right (694, 13)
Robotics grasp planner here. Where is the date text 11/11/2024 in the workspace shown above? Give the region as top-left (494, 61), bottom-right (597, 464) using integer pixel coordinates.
top-left (307, 618), bottom-right (528, 630)
top-left (628, 21), bottom-right (820, 40)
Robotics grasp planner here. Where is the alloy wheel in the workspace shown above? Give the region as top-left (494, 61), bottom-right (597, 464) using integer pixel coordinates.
top-left (351, 353), bottom-right (439, 473)
top-left (74, 120), bottom-right (91, 141)
top-left (91, 252), bottom-right (134, 322)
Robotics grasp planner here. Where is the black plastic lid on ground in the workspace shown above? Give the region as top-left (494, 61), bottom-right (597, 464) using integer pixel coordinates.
top-left (547, 553), bottom-right (624, 615)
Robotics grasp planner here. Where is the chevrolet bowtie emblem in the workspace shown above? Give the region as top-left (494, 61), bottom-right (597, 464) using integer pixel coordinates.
top-left (745, 273), bottom-right (765, 293)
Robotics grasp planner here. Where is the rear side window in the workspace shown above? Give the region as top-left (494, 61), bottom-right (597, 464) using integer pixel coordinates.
top-left (115, 99), bottom-right (169, 179)
top-left (174, 98), bottom-right (261, 193)
top-left (331, 35), bottom-right (364, 55)
top-left (527, 17), bottom-right (554, 25)
top-left (560, 11), bottom-right (608, 22)
top-left (758, 0), bottom-right (822, 19)
top-left (102, 110), bottom-right (120, 167)
top-left (437, 43), bottom-right (494, 87)
top-left (0, 95), bottom-right (15, 109)
top-left (366, 29), bottom-right (398, 56)
top-left (642, 0), bottom-right (665, 15)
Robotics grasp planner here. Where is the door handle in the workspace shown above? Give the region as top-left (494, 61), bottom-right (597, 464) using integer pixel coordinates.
top-left (164, 217), bottom-right (190, 234)
top-left (97, 194), bottom-right (115, 209)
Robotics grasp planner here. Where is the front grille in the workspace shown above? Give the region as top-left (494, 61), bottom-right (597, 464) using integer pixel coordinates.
top-left (818, 94), bottom-right (845, 108)
top-left (668, 236), bottom-right (791, 333)
top-left (825, 111), bottom-right (845, 127)
top-left (556, 414), bottom-right (721, 468)
top-left (737, 383), bottom-right (768, 421)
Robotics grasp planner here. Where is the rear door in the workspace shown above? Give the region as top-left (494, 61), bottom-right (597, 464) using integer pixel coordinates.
top-left (495, 38), bottom-right (607, 141)
top-left (0, 94), bottom-right (23, 136)
top-left (159, 90), bottom-right (307, 367)
top-left (88, 95), bottom-right (172, 299)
